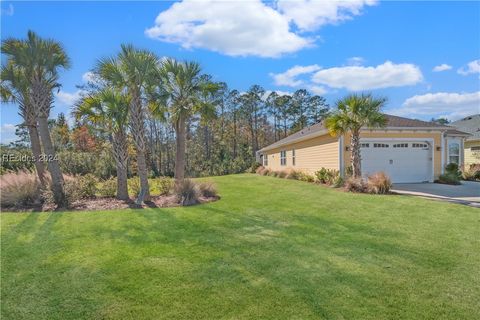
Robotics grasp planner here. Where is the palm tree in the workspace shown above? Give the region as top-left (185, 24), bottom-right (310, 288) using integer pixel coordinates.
top-left (326, 93), bottom-right (387, 179)
top-left (74, 88), bottom-right (130, 200)
top-left (2, 31), bottom-right (70, 206)
top-left (1, 64), bottom-right (46, 185)
top-left (96, 44), bottom-right (158, 201)
top-left (158, 58), bottom-right (217, 181)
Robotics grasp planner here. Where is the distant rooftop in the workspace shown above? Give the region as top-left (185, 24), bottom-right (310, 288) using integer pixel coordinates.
top-left (260, 114), bottom-right (459, 151)
top-left (451, 114), bottom-right (480, 141)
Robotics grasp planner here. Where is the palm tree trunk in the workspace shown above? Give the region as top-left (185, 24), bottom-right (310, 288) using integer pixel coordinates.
top-left (37, 116), bottom-right (67, 207)
top-left (351, 129), bottom-right (362, 179)
top-left (174, 115), bottom-right (186, 181)
top-left (129, 94), bottom-right (150, 201)
top-left (112, 131), bottom-right (129, 200)
top-left (27, 124), bottom-right (46, 185)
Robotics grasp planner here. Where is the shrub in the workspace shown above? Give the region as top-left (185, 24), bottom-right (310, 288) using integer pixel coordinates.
top-left (42, 175), bottom-right (91, 206)
top-left (332, 175), bottom-right (344, 188)
top-left (437, 163), bottom-right (462, 185)
top-left (285, 169), bottom-right (302, 180)
top-left (198, 182), bottom-right (218, 198)
top-left (437, 173), bottom-right (461, 185)
top-left (174, 179), bottom-right (199, 206)
top-left (261, 168), bottom-right (271, 176)
top-left (255, 166), bottom-right (265, 174)
top-left (277, 170), bottom-right (287, 178)
top-left (462, 164), bottom-right (480, 181)
top-left (345, 177), bottom-right (368, 193)
top-left (98, 178), bottom-right (117, 197)
top-left (128, 178), bottom-right (141, 197)
top-left (76, 174), bottom-right (98, 198)
top-left (249, 162), bottom-right (262, 173)
top-left (298, 172), bottom-right (315, 183)
top-left (315, 168), bottom-right (340, 185)
top-left (268, 170), bottom-right (279, 177)
top-left (0, 171), bottom-right (42, 207)
top-left (367, 172), bottom-right (392, 194)
top-left (156, 176), bottom-right (174, 196)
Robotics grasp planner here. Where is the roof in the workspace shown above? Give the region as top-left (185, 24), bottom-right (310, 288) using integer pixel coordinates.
top-left (451, 114), bottom-right (480, 141)
top-left (260, 113), bottom-right (461, 152)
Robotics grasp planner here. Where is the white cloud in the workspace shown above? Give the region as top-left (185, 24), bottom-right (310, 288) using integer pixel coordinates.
top-left (1, 123), bottom-right (16, 134)
top-left (432, 64), bottom-right (452, 72)
top-left (277, 0), bottom-right (377, 31)
top-left (311, 61), bottom-right (423, 91)
top-left (270, 64), bottom-right (321, 87)
top-left (346, 56), bottom-right (365, 66)
top-left (82, 71), bottom-right (95, 83)
top-left (145, 0), bottom-right (311, 57)
top-left (307, 85), bottom-right (328, 95)
top-left (391, 91), bottom-right (480, 121)
top-left (55, 90), bottom-right (83, 106)
top-left (263, 90), bottom-right (293, 100)
top-left (146, 0), bottom-right (375, 57)
top-left (458, 59), bottom-right (480, 75)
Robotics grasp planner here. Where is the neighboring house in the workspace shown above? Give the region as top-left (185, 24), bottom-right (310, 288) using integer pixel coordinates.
top-left (259, 114), bottom-right (470, 183)
top-left (451, 114), bottom-right (480, 167)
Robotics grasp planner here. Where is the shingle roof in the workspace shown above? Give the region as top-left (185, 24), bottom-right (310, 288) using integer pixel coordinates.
top-left (451, 114), bottom-right (480, 141)
top-left (260, 113), bottom-right (457, 151)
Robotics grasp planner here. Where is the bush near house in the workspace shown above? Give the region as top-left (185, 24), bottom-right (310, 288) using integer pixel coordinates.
top-left (462, 164), bottom-right (480, 181)
top-left (437, 163), bottom-right (462, 185)
top-left (367, 172), bottom-right (392, 194)
top-left (315, 168), bottom-right (340, 185)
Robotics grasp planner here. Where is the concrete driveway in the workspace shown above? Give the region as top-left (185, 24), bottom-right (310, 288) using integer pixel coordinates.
top-left (392, 181), bottom-right (480, 207)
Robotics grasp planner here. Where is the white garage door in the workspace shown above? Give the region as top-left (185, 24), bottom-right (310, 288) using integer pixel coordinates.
top-left (360, 140), bottom-right (433, 183)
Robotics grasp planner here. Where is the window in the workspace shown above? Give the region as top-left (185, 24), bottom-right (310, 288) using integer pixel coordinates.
top-left (263, 154), bottom-right (268, 166)
top-left (393, 143), bottom-right (408, 148)
top-left (448, 142), bottom-right (460, 164)
top-left (471, 146), bottom-right (480, 151)
top-left (373, 143), bottom-right (389, 148)
top-left (361, 143), bottom-right (369, 148)
top-left (292, 149), bottom-right (296, 166)
top-left (280, 150), bottom-right (287, 166)
top-left (412, 143), bottom-right (428, 148)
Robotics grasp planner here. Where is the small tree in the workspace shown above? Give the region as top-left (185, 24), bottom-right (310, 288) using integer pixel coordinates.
top-left (74, 88), bottom-right (130, 200)
top-left (158, 58), bottom-right (218, 182)
top-left (326, 93), bottom-right (387, 178)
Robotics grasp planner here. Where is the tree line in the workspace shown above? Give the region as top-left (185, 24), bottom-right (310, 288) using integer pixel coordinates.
top-left (1, 31), bottom-right (330, 207)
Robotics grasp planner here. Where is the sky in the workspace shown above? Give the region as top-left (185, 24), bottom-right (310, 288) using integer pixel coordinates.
top-left (1, 0), bottom-right (479, 143)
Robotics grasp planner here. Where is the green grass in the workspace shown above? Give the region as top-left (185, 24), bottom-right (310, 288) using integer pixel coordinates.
top-left (1, 174), bottom-right (479, 319)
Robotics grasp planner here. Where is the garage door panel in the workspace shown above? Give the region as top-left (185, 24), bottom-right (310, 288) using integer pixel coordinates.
top-left (360, 140), bottom-right (432, 183)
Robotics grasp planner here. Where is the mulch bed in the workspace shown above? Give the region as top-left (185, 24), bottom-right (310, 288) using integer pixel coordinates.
top-left (1, 195), bottom-right (219, 213)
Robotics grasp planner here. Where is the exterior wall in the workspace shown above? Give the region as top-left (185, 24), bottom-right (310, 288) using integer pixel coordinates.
top-left (464, 140), bottom-right (480, 166)
top-left (342, 131), bottom-right (443, 179)
top-left (263, 134), bottom-right (339, 174)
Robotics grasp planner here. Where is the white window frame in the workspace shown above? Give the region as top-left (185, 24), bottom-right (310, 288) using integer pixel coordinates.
top-left (280, 150), bottom-right (287, 166)
top-left (448, 141), bottom-right (460, 165)
top-left (263, 154), bottom-right (268, 166)
top-left (292, 149), bottom-right (296, 166)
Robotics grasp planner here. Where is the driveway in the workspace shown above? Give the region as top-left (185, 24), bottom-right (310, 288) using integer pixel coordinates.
top-left (392, 181), bottom-right (480, 207)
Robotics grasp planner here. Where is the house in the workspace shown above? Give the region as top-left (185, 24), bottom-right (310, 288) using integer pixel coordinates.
top-left (258, 114), bottom-right (470, 183)
top-left (451, 114), bottom-right (480, 167)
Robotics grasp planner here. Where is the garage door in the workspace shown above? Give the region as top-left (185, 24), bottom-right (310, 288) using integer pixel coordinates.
top-left (360, 140), bottom-right (433, 183)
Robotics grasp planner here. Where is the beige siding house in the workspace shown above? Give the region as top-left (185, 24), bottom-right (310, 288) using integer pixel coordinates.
top-left (451, 115), bottom-right (480, 166)
top-left (259, 114), bottom-right (470, 183)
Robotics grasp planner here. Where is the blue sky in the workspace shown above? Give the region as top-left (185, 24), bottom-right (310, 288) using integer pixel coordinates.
top-left (1, 0), bottom-right (479, 143)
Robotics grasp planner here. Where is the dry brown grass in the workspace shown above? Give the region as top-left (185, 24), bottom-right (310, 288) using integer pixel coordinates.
top-left (0, 171), bottom-right (42, 207)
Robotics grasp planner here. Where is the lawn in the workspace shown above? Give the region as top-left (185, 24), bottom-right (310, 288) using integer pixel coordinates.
top-left (1, 174), bottom-right (479, 319)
